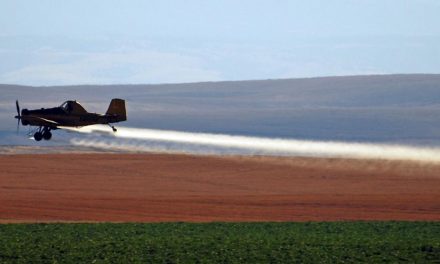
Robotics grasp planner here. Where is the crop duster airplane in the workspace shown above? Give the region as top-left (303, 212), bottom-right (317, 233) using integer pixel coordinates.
top-left (14, 99), bottom-right (126, 141)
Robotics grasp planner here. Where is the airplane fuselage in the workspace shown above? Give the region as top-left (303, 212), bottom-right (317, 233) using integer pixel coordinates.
top-left (21, 107), bottom-right (122, 128)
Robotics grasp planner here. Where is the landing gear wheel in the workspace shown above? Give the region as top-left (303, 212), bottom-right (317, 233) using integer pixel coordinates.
top-left (43, 131), bottom-right (52, 140)
top-left (34, 132), bottom-right (43, 141)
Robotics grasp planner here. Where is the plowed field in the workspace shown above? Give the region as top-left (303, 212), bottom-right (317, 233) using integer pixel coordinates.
top-left (1, 154), bottom-right (439, 222)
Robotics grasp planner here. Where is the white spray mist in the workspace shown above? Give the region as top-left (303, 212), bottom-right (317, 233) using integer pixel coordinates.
top-left (67, 125), bottom-right (440, 163)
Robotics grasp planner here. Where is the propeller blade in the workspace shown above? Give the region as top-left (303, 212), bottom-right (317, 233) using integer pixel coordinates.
top-left (15, 100), bottom-right (21, 134)
top-left (16, 100), bottom-right (20, 117)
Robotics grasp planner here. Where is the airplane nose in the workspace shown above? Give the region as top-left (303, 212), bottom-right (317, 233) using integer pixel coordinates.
top-left (21, 109), bottom-right (29, 115)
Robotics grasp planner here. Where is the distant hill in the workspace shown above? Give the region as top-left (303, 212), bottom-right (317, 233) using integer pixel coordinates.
top-left (1, 74), bottom-right (440, 146)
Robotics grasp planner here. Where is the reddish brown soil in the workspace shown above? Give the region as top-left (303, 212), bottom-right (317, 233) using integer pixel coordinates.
top-left (1, 154), bottom-right (439, 222)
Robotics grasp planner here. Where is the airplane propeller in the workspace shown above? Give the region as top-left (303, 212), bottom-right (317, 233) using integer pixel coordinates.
top-left (15, 100), bottom-right (21, 134)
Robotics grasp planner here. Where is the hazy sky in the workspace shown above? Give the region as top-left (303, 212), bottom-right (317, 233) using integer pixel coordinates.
top-left (1, 0), bottom-right (439, 85)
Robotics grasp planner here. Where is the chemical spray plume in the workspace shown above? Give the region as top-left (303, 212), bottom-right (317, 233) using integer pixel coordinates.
top-left (68, 125), bottom-right (440, 163)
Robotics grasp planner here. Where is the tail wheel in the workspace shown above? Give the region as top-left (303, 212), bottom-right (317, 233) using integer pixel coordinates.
top-left (43, 131), bottom-right (52, 140)
top-left (34, 132), bottom-right (43, 141)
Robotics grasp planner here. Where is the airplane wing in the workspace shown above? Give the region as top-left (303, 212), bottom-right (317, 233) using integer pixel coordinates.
top-left (22, 116), bottom-right (60, 127)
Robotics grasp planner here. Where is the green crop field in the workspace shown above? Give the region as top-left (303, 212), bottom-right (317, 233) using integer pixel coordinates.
top-left (0, 222), bottom-right (439, 263)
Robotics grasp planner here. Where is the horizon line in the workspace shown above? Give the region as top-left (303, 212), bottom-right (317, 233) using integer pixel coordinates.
top-left (1, 73), bottom-right (439, 88)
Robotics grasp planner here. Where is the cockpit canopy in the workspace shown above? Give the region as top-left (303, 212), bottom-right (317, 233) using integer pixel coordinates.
top-left (60, 100), bottom-right (87, 114)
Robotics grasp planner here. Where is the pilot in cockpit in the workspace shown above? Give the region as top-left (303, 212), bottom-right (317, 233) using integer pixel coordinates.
top-left (60, 101), bottom-right (73, 113)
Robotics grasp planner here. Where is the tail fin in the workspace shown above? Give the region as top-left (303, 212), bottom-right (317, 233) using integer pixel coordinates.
top-left (106, 98), bottom-right (126, 122)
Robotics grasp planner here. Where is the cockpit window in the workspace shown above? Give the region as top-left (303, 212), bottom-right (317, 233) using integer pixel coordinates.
top-left (60, 101), bottom-right (72, 113)
top-left (60, 102), bottom-right (68, 110)
top-left (59, 100), bottom-right (87, 113)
